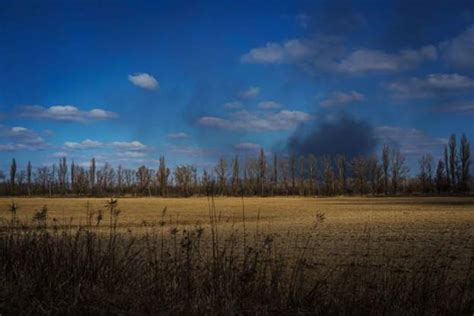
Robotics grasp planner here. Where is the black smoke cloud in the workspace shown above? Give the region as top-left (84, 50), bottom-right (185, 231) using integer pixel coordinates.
top-left (287, 112), bottom-right (377, 159)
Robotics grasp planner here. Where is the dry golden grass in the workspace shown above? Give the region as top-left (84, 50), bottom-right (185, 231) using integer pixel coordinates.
top-left (1, 196), bottom-right (473, 314)
top-left (1, 196), bottom-right (473, 273)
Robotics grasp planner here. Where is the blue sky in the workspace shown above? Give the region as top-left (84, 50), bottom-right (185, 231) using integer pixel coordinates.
top-left (1, 0), bottom-right (474, 171)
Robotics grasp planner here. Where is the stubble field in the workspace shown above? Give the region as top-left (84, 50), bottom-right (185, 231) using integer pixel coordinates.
top-left (1, 196), bottom-right (473, 314)
top-left (1, 196), bottom-right (473, 271)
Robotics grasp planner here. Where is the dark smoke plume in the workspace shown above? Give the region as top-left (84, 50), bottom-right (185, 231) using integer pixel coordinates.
top-left (287, 112), bottom-right (377, 159)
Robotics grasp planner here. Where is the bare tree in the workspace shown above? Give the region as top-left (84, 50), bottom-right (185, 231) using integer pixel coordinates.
top-left (435, 160), bottom-right (448, 194)
top-left (289, 154), bottom-right (296, 194)
top-left (444, 146), bottom-right (450, 190)
top-left (448, 134), bottom-right (458, 190)
top-left (174, 165), bottom-right (196, 196)
top-left (258, 148), bottom-right (267, 196)
top-left (89, 158), bottom-right (96, 193)
top-left (272, 153), bottom-right (278, 195)
top-left (10, 158), bottom-right (17, 190)
top-left (215, 157), bottom-right (227, 195)
top-left (367, 155), bottom-right (382, 195)
top-left (116, 165), bottom-right (123, 195)
top-left (137, 165), bottom-right (152, 196)
top-left (158, 156), bottom-right (170, 196)
top-left (382, 145), bottom-right (390, 195)
top-left (308, 154), bottom-right (317, 196)
top-left (298, 155), bottom-right (306, 195)
top-left (321, 155), bottom-right (334, 196)
top-left (244, 157), bottom-right (258, 195)
top-left (26, 161), bottom-right (32, 196)
top-left (418, 154), bottom-right (433, 193)
top-left (70, 161), bottom-right (75, 194)
top-left (278, 157), bottom-right (290, 195)
top-left (97, 163), bottom-right (115, 194)
top-left (391, 149), bottom-right (409, 194)
top-left (460, 133), bottom-right (471, 192)
top-left (201, 169), bottom-right (213, 194)
top-left (352, 156), bottom-right (368, 195)
top-left (231, 156), bottom-right (240, 195)
top-left (74, 166), bottom-right (89, 195)
top-left (58, 157), bottom-right (68, 194)
top-left (336, 155), bottom-right (347, 194)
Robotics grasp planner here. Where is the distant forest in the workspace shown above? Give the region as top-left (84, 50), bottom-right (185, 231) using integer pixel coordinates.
top-left (2, 133), bottom-right (471, 197)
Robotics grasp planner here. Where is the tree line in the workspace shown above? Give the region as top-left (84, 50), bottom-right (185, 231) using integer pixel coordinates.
top-left (1, 133), bottom-right (471, 197)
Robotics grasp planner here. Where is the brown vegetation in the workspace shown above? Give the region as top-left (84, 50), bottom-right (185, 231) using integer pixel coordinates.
top-left (0, 196), bottom-right (473, 314)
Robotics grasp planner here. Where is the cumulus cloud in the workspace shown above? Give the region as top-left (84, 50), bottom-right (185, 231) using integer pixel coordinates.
top-left (257, 101), bottom-right (283, 110)
top-left (319, 91), bottom-right (365, 108)
top-left (239, 86), bottom-right (260, 99)
top-left (0, 125), bottom-right (49, 151)
top-left (64, 139), bottom-right (103, 150)
top-left (64, 139), bottom-right (147, 152)
top-left (18, 105), bottom-right (118, 123)
top-left (375, 126), bottom-right (446, 156)
top-left (111, 141), bottom-right (147, 151)
top-left (241, 39), bottom-right (314, 64)
top-left (128, 73), bottom-right (159, 90)
top-left (440, 24), bottom-right (474, 69)
top-left (167, 132), bottom-right (189, 139)
top-left (337, 46), bottom-right (437, 73)
top-left (433, 101), bottom-right (474, 114)
top-left (51, 152), bottom-right (68, 158)
top-left (198, 110), bottom-right (311, 132)
top-left (241, 36), bottom-right (436, 74)
top-left (223, 101), bottom-right (242, 109)
top-left (8, 126), bottom-right (45, 145)
top-left (0, 144), bottom-right (26, 152)
top-left (386, 73), bottom-right (474, 99)
top-left (121, 151), bottom-right (147, 158)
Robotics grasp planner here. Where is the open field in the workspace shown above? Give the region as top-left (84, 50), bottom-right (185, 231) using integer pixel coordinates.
top-left (1, 196), bottom-right (473, 314)
top-left (1, 197), bottom-right (474, 267)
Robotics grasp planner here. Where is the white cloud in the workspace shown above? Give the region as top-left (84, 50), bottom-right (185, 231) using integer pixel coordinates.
top-left (0, 125), bottom-right (49, 151)
top-left (319, 91), bottom-right (365, 108)
top-left (239, 86), bottom-right (260, 99)
top-left (64, 139), bottom-right (103, 150)
top-left (223, 101), bottom-right (242, 109)
top-left (198, 110), bottom-right (311, 132)
top-left (337, 46), bottom-right (437, 73)
top-left (167, 132), bottom-right (189, 139)
top-left (0, 144), bottom-right (24, 152)
top-left (121, 151), bottom-right (147, 158)
top-left (234, 142), bottom-right (260, 151)
top-left (257, 101), bottom-right (283, 110)
top-left (241, 39), bottom-right (313, 64)
top-left (51, 152), bottom-right (68, 158)
top-left (440, 24), bottom-right (474, 69)
top-left (128, 73), bottom-right (159, 90)
top-left (18, 105), bottom-right (118, 123)
top-left (375, 126), bottom-right (446, 156)
top-left (434, 101), bottom-right (474, 114)
top-left (241, 36), bottom-right (436, 74)
top-left (386, 73), bottom-right (474, 99)
top-left (63, 139), bottom-right (147, 152)
top-left (111, 141), bottom-right (147, 151)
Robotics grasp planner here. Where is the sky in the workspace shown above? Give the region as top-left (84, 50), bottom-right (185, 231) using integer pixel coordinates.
top-left (1, 0), bottom-right (474, 172)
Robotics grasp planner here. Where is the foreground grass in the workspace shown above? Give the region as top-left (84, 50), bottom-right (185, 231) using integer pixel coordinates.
top-left (0, 197), bottom-right (473, 314)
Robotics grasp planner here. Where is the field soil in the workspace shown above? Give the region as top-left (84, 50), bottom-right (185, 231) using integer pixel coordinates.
top-left (1, 196), bottom-right (473, 274)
